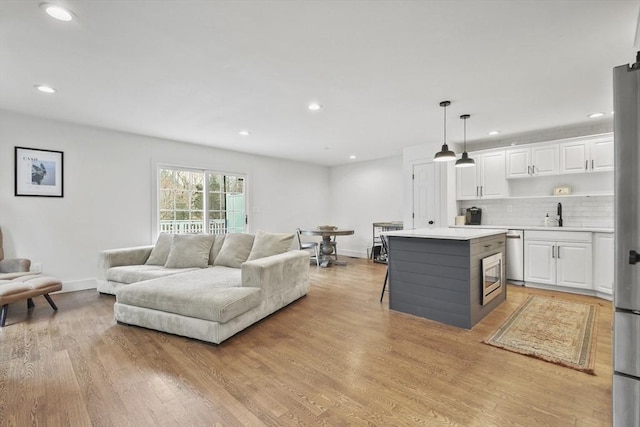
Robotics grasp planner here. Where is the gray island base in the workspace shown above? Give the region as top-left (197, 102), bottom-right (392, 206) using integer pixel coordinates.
top-left (384, 228), bottom-right (507, 329)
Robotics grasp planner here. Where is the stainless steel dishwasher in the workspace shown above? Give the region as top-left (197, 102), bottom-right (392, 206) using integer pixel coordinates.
top-left (506, 230), bottom-right (524, 283)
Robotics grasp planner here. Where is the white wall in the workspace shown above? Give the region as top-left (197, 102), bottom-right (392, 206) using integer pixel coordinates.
top-left (0, 110), bottom-right (330, 291)
top-left (328, 156), bottom-right (403, 258)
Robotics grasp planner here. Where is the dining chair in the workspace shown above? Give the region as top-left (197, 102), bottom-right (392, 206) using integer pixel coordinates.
top-left (296, 228), bottom-right (320, 266)
top-left (379, 234), bottom-right (389, 302)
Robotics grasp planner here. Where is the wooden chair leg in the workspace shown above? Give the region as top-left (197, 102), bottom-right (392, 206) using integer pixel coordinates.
top-left (380, 269), bottom-right (389, 302)
top-left (27, 298), bottom-right (35, 309)
top-left (43, 294), bottom-right (58, 311)
top-left (0, 304), bottom-right (8, 327)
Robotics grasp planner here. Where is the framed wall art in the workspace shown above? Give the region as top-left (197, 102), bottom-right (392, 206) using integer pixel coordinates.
top-left (15, 146), bottom-right (64, 197)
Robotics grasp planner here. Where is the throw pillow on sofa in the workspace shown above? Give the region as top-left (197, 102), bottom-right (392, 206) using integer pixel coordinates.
top-left (247, 230), bottom-right (294, 261)
top-left (145, 233), bottom-right (174, 265)
top-left (165, 234), bottom-right (215, 268)
top-left (214, 233), bottom-right (255, 268)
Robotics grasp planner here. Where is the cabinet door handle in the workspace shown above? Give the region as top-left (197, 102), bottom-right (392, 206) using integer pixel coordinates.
top-left (591, 159), bottom-right (594, 170)
top-left (557, 246), bottom-right (561, 259)
top-left (476, 186), bottom-right (479, 197)
top-left (480, 186), bottom-right (483, 197)
top-left (552, 246), bottom-right (555, 258)
top-left (532, 165), bottom-right (536, 174)
top-left (585, 160), bottom-right (588, 170)
top-left (527, 166), bottom-right (531, 175)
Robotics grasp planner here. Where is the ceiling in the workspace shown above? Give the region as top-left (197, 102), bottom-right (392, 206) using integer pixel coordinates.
top-left (1, 1), bottom-right (638, 166)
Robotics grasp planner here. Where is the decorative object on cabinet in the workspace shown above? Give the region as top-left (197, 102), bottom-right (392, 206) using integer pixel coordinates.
top-left (371, 222), bottom-right (403, 264)
top-left (433, 101), bottom-right (456, 162)
top-left (484, 295), bottom-right (598, 374)
top-left (553, 186), bottom-right (571, 195)
top-left (455, 114), bottom-right (475, 168)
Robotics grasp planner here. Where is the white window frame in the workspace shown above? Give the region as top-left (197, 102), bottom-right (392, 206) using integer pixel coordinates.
top-left (155, 164), bottom-right (248, 236)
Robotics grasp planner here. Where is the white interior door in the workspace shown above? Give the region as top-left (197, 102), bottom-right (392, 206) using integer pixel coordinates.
top-left (412, 162), bottom-right (437, 229)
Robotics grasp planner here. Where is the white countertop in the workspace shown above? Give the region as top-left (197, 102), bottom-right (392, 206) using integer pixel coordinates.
top-left (383, 227), bottom-right (507, 240)
top-left (451, 225), bottom-right (614, 233)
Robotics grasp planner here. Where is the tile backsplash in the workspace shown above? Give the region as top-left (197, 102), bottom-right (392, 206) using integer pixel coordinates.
top-left (458, 196), bottom-right (614, 229)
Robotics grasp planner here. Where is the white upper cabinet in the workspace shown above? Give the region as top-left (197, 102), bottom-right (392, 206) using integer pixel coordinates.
top-left (480, 151), bottom-right (507, 197)
top-left (506, 144), bottom-right (558, 178)
top-left (505, 148), bottom-right (530, 178)
top-left (559, 134), bottom-right (614, 174)
top-left (531, 145), bottom-right (559, 175)
top-left (456, 150), bottom-right (506, 200)
top-left (590, 136), bottom-right (615, 171)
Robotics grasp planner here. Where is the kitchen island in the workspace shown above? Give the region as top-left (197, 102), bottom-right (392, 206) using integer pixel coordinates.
top-left (383, 228), bottom-right (507, 329)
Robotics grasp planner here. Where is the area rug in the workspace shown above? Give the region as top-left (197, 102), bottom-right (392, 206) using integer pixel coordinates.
top-left (484, 296), bottom-right (598, 374)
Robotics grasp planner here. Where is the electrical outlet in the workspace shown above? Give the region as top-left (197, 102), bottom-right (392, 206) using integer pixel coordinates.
top-left (30, 263), bottom-right (42, 273)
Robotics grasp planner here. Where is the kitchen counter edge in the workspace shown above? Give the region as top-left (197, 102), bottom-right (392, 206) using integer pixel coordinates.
top-left (383, 228), bottom-right (507, 240)
top-left (451, 225), bottom-right (614, 233)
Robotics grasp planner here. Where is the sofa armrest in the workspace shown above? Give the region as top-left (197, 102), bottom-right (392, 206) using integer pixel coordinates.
top-left (96, 246), bottom-right (154, 280)
top-left (241, 250), bottom-right (310, 298)
top-left (0, 258), bottom-right (31, 273)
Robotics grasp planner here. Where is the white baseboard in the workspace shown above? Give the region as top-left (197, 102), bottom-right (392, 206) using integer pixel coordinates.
top-left (54, 278), bottom-right (96, 294)
top-left (338, 249), bottom-right (367, 259)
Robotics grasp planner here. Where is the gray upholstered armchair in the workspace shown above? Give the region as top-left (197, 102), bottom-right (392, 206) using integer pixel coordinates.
top-left (0, 227), bottom-right (31, 279)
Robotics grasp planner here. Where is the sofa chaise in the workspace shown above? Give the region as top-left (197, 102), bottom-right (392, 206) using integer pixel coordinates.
top-left (97, 231), bottom-right (309, 344)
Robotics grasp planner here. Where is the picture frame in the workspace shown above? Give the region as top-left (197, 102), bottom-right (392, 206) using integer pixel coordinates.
top-left (14, 146), bottom-right (64, 197)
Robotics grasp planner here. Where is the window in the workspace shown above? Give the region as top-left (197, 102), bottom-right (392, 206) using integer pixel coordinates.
top-left (158, 167), bottom-right (246, 234)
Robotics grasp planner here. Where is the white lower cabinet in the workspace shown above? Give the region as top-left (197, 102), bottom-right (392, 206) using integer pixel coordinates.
top-left (593, 233), bottom-right (614, 294)
top-left (524, 231), bottom-right (593, 290)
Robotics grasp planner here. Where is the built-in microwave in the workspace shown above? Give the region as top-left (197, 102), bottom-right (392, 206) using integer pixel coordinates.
top-left (482, 252), bottom-right (504, 305)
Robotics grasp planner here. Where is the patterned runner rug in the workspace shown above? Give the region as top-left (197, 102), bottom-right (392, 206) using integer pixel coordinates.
top-left (484, 295), bottom-right (598, 374)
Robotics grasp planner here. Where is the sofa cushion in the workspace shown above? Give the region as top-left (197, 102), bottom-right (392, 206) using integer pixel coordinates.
top-left (208, 234), bottom-right (226, 265)
top-left (145, 233), bottom-right (174, 266)
top-left (165, 234), bottom-right (215, 268)
top-left (247, 230), bottom-right (294, 261)
top-left (214, 233), bottom-right (255, 268)
top-left (106, 265), bottom-right (198, 284)
top-left (116, 268), bottom-right (260, 323)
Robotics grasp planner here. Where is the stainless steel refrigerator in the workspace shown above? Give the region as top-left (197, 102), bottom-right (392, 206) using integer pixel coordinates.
top-left (613, 51), bottom-right (640, 427)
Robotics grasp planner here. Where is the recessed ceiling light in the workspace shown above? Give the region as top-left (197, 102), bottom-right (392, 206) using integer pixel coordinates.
top-left (349, 155), bottom-right (356, 159)
top-left (238, 130), bottom-right (251, 136)
top-left (588, 112), bottom-right (605, 118)
top-left (34, 84), bottom-right (56, 93)
top-left (308, 103), bottom-right (322, 111)
top-left (488, 131), bottom-right (500, 136)
top-left (40, 3), bottom-right (74, 21)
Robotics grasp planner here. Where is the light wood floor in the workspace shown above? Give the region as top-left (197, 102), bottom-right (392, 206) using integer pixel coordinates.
top-left (0, 258), bottom-right (612, 426)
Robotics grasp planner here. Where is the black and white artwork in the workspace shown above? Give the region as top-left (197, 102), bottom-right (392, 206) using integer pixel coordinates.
top-left (15, 146), bottom-right (64, 197)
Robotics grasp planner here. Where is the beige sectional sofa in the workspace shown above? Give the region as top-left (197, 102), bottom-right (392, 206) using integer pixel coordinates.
top-left (97, 231), bottom-right (309, 344)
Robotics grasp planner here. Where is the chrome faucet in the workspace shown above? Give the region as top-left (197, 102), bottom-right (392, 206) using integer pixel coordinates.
top-left (557, 202), bottom-right (563, 227)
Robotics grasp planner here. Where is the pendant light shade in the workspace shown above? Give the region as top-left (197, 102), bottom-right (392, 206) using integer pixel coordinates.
top-left (433, 100), bottom-right (456, 162)
top-left (455, 114), bottom-right (475, 168)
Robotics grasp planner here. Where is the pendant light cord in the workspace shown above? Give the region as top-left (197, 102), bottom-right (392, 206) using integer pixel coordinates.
top-left (443, 103), bottom-right (447, 144)
top-left (460, 114), bottom-right (470, 152)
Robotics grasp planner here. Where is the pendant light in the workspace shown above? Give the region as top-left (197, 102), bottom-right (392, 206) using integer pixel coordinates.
top-left (433, 100), bottom-right (456, 162)
top-left (455, 114), bottom-right (476, 168)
